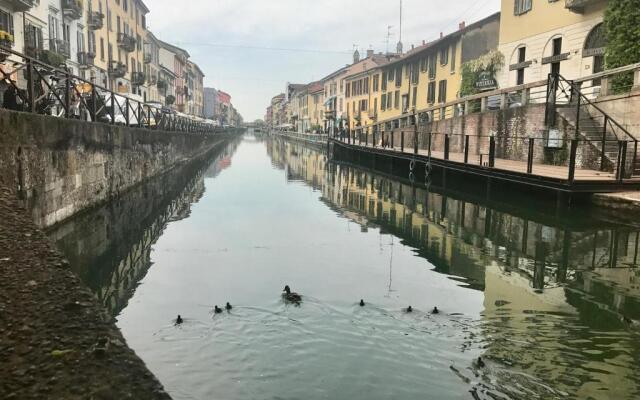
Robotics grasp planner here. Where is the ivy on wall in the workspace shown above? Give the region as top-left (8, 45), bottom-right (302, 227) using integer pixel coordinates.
top-left (604, 0), bottom-right (640, 92)
top-left (459, 50), bottom-right (505, 98)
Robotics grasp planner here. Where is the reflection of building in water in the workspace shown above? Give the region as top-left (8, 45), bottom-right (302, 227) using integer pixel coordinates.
top-left (267, 137), bottom-right (640, 400)
top-left (49, 141), bottom-right (241, 316)
top-left (206, 140), bottom-right (240, 179)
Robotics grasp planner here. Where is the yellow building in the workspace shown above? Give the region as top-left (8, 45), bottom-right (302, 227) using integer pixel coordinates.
top-left (375, 13), bottom-right (500, 129)
top-left (86, 0), bottom-right (149, 95)
top-left (497, 0), bottom-right (607, 88)
top-left (308, 82), bottom-right (324, 131)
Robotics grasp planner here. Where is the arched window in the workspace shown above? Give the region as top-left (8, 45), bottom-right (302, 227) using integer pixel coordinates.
top-left (583, 23), bottom-right (607, 84)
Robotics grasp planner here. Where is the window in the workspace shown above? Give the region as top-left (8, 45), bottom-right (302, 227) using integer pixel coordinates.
top-left (364, 77), bottom-right (369, 94)
top-left (420, 57), bottom-right (427, 72)
top-left (514, 0), bottom-right (532, 15)
top-left (360, 100), bottom-right (367, 112)
top-left (373, 98), bottom-right (377, 114)
top-left (394, 90), bottom-right (400, 109)
top-left (395, 67), bottom-right (402, 87)
top-left (346, 82), bottom-right (350, 98)
top-left (388, 68), bottom-right (394, 82)
top-left (412, 87), bottom-right (417, 107)
top-left (427, 81), bottom-right (436, 104)
top-left (440, 46), bottom-right (449, 66)
top-left (402, 94), bottom-right (409, 112)
top-left (551, 37), bottom-right (562, 75)
top-left (516, 47), bottom-right (526, 85)
top-left (387, 92), bottom-right (392, 109)
top-left (381, 72), bottom-right (387, 91)
top-left (373, 74), bottom-right (379, 92)
top-left (450, 42), bottom-right (457, 72)
top-left (0, 9), bottom-right (14, 36)
top-left (428, 55), bottom-right (436, 80)
top-left (100, 38), bottom-right (105, 60)
top-left (381, 94), bottom-right (387, 111)
top-left (438, 80), bottom-right (447, 103)
top-left (411, 62), bottom-right (419, 84)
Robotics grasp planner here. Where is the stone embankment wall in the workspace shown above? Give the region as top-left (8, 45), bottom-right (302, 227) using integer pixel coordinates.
top-left (594, 89), bottom-right (640, 138)
top-left (0, 108), bottom-right (233, 227)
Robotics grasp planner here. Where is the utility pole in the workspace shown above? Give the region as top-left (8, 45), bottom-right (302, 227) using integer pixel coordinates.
top-left (386, 25), bottom-right (393, 55)
top-left (397, 0), bottom-right (403, 54)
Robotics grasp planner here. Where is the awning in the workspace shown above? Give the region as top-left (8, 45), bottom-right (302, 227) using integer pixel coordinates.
top-left (323, 95), bottom-right (337, 106)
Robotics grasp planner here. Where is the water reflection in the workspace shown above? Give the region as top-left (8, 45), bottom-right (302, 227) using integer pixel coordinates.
top-left (48, 135), bottom-right (640, 400)
top-left (268, 136), bottom-right (640, 399)
top-left (48, 139), bottom-right (241, 316)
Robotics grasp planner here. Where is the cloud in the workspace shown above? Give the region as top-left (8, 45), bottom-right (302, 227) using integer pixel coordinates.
top-left (145, 0), bottom-right (500, 120)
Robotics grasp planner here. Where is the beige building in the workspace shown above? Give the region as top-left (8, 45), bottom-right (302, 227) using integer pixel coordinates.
top-left (497, 0), bottom-right (607, 89)
top-left (186, 60), bottom-right (204, 117)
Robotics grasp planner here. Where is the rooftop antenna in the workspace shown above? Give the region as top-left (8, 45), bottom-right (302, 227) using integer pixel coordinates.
top-left (396, 0), bottom-right (403, 54)
top-left (386, 25), bottom-right (393, 55)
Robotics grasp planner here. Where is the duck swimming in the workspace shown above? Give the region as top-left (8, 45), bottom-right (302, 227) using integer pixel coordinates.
top-left (282, 285), bottom-right (302, 304)
top-left (475, 357), bottom-right (486, 368)
top-left (214, 305), bottom-right (223, 314)
top-left (432, 307), bottom-right (439, 314)
top-left (226, 302), bottom-right (232, 311)
top-left (405, 306), bottom-right (413, 313)
top-left (176, 315), bottom-right (183, 325)
top-left (359, 299), bottom-right (365, 307)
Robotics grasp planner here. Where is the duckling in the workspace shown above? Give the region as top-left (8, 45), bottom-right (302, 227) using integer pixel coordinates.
top-left (475, 357), bottom-right (485, 368)
top-left (405, 306), bottom-right (413, 313)
top-left (359, 299), bottom-right (365, 307)
top-left (214, 305), bottom-right (223, 314)
top-left (225, 302), bottom-right (233, 311)
top-left (282, 285), bottom-right (302, 303)
top-left (432, 307), bottom-right (440, 314)
top-left (176, 315), bottom-right (183, 325)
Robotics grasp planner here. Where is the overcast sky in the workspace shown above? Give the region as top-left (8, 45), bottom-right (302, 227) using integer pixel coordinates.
top-left (146, 0), bottom-right (500, 121)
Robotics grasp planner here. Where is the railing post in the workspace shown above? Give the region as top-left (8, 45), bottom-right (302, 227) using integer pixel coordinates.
top-left (124, 97), bottom-right (130, 126)
top-left (464, 100), bottom-right (470, 115)
top-left (601, 116), bottom-right (608, 171)
top-left (137, 102), bottom-right (142, 127)
top-left (444, 134), bottom-right (450, 160)
top-left (391, 130), bottom-right (394, 149)
top-left (147, 106), bottom-right (151, 129)
top-left (527, 138), bottom-right (534, 174)
top-left (545, 73), bottom-right (558, 127)
top-left (26, 59), bottom-right (35, 113)
top-left (489, 136), bottom-right (495, 168)
top-left (480, 97), bottom-right (487, 112)
top-left (575, 93), bottom-right (581, 138)
top-left (109, 92), bottom-right (115, 124)
top-left (500, 92), bottom-right (508, 110)
top-left (428, 132), bottom-right (432, 158)
top-left (414, 126), bottom-right (419, 155)
top-left (464, 135), bottom-right (469, 163)
top-left (568, 139), bottom-right (578, 184)
top-left (64, 71), bottom-right (71, 118)
top-left (401, 130), bottom-right (405, 152)
top-left (633, 140), bottom-right (638, 176)
top-left (617, 140), bottom-right (627, 182)
top-left (600, 76), bottom-right (610, 97)
top-left (90, 87), bottom-right (97, 122)
top-left (373, 128), bottom-right (377, 148)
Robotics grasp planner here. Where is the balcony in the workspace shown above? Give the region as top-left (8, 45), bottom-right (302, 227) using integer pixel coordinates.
top-left (87, 11), bottom-right (104, 30)
top-left (565, 0), bottom-right (600, 13)
top-left (0, 30), bottom-right (14, 49)
top-left (61, 0), bottom-right (83, 21)
top-left (143, 51), bottom-right (152, 64)
top-left (147, 74), bottom-right (157, 86)
top-left (48, 38), bottom-right (71, 59)
top-left (157, 79), bottom-right (168, 91)
top-left (131, 71), bottom-right (146, 86)
top-left (6, 0), bottom-right (36, 12)
top-left (109, 61), bottom-right (126, 78)
top-left (117, 33), bottom-right (136, 53)
top-left (77, 51), bottom-right (95, 68)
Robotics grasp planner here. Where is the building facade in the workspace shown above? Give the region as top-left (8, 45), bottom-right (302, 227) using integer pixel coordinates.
top-left (497, 0), bottom-right (607, 89)
top-left (203, 87), bottom-right (217, 119)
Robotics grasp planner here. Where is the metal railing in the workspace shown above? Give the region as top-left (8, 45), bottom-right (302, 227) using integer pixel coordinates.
top-left (0, 45), bottom-right (230, 135)
top-left (272, 130), bottom-right (328, 144)
top-left (333, 126), bottom-right (638, 185)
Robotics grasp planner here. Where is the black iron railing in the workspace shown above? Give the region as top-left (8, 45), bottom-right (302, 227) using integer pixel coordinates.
top-left (0, 45), bottom-right (230, 135)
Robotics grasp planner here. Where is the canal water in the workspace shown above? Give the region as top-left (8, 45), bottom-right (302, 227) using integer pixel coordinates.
top-left (49, 134), bottom-right (640, 400)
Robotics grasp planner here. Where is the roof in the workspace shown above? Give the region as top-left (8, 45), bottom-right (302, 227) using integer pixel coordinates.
top-left (135, 0), bottom-right (150, 13)
top-left (188, 61), bottom-right (205, 78)
top-left (158, 40), bottom-right (190, 58)
top-left (344, 53), bottom-right (399, 80)
top-left (159, 65), bottom-right (177, 78)
top-left (383, 12), bottom-right (500, 68)
top-left (308, 82), bottom-right (324, 94)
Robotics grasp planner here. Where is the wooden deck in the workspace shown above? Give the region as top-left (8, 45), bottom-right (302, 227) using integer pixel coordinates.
top-left (331, 138), bottom-right (640, 193)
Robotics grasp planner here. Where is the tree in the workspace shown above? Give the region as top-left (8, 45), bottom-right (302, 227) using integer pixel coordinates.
top-left (604, 0), bottom-right (640, 92)
top-left (166, 95), bottom-right (175, 106)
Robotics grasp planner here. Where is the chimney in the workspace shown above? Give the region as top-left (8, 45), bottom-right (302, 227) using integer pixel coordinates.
top-left (366, 49), bottom-right (374, 58)
top-left (459, 21), bottom-right (466, 30)
top-left (411, 44), bottom-right (414, 50)
top-left (440, 32), bottom-right (443, 38)
top-left (422, 40), bottom-right (426, 45)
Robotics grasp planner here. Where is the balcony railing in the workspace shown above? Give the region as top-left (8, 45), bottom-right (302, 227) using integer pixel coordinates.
top-left (117, 33), bottom-right (136, 53)
top-left (565, 0), bottom-right (600, 12)
top-left (143, 52), bottom-right (152, 64)
top-left (48, 39), bottom-right (71, 59)
top-left (77, 51), bottom-right (95, 68)
top-left (6, 0), bottom-right (36, 12)
top-left (87, 11), bottom-right (104, 30)
top-left (157, 79), bottom-right (168, 90)
top-left (109, 61), bottom-right (127, 78)
top-left (147, 74), bottom-right (157, 86)
top-left (61, 0), bottom-right (83, 20)
top-left (131, 71), bottom-right (146, 86)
